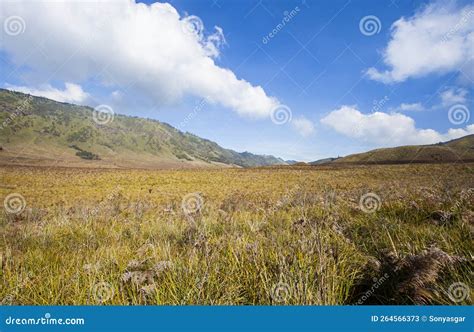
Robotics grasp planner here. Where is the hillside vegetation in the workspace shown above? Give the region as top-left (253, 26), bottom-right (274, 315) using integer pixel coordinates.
top-left (0, 89), bottom-right (285, 168)
top-left (334, 135), bottom-right (474, 164)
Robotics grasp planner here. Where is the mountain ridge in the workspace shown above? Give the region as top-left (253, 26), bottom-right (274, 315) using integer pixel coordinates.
top-left (0, 89), bottom-right (286, 169)
top-left (2, 89), bottom-right (472, 169)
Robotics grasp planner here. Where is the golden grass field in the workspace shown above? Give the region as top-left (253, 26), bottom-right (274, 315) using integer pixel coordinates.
top-left (0, 163), bottom-right (473, 305)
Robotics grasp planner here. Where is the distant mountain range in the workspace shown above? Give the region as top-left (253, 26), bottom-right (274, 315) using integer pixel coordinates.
top-left (1, 89), bottom-right (472, 169)
top-left (0, 89), bottom-right (285, 168)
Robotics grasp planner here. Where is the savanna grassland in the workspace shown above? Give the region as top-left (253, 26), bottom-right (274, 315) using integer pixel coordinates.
top-left (0, 163), bottom-right (473, 305)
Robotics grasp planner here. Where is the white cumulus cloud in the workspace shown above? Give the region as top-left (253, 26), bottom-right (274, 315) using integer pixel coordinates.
top-left (320, 105), bottom-right (474, 146)
top-left (366, 1), bottom-right (474, 83)
top-left (0, 0), bottom-right (278, 118)
top-left (5, 82), bottom-right (89, 104)
top-left (440, 87), bottom-right (468, 106)
top-left (291, 116), bottom-right (315, 137)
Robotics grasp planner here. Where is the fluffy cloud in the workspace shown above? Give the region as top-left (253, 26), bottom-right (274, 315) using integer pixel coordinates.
top-left (291, 116), bottom-right (315, 137)
top-left (5, 82), bottom-right (89, 104)
top-left (321, 105), bottom-right (474, 146)
top-left (0, 1), bottom-right (278, 118)
top-left (367, 2), bottom-right (474, 83)
top-left (440, 87), bottom-right (468, 106)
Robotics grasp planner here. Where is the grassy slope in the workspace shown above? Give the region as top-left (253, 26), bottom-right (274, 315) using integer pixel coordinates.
top-left (0, 89), bottom-right (285, 168)
top-left (334, 135), bottom-right (474, 164)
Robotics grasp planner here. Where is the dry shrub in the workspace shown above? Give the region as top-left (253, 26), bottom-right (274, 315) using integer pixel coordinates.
top-left (349, 246), bottom-right (469, 304)
top-left (120, 258), bottom-right (173, 303)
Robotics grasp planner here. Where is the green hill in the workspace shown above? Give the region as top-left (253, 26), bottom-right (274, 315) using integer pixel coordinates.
top-left (334, 135), bottom-right (474, 164)
top-left (0, 89), bottom-right (285, 168)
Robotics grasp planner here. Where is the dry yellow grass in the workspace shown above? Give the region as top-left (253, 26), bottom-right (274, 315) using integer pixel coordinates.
top-left (0, 163), bottom-right (472, 305)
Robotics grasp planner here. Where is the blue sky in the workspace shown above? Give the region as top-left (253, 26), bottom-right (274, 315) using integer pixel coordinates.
top-left (1, 0), bottom-right (473, 161)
